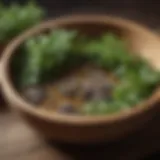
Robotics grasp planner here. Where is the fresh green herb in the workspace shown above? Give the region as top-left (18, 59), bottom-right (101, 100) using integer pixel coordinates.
top-left (81, 100), bottom-right (128, 115)
top-left (20, 29), bottom-right (78, 86)
top-left (0, 1), bottom-right (44, 42)
top-left (12, 29), bottom-right (160, 115)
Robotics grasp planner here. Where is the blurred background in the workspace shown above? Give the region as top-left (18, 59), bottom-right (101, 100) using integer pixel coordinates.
top-left (2, 0), bottom-right (160, 29)
top-left (1, 0), bottom-right (160, 160)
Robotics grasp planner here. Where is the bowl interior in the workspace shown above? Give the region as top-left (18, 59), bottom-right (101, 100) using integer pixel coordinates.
top-left (10, 21), bottom-right (127, 87)
top-left (10, 18), bottom-right (160, 90)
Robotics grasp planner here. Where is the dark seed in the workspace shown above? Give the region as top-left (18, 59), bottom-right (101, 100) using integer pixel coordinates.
top-left (22, 86), bottom-right (46, 105)
top-left (99, 83), bottom-right (113, 100)
top-left (83, 89), bottom-right (95, 100)
top-left (82, 82), bottom-right (95, 100)
top-left (57, 104), bottom-right (77, 114)
top-left (88, 83), bottom-right (114, 101)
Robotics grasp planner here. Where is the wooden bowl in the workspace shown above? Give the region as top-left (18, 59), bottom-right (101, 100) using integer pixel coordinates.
top-left (1, 15), bottom-right (160, 143)
top-left (0, 43), bottom-right (8, 106)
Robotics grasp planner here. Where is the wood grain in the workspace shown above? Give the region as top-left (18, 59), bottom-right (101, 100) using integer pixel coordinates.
top-left (0, 109), bottom-right (160, 160)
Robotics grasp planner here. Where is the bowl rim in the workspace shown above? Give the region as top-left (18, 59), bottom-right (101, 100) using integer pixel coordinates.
top-left (1, 14), bottom-right (160, 125)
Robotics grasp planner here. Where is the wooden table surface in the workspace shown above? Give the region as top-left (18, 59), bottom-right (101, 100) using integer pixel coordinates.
top-left (0, 107), bottom-right (160, 160)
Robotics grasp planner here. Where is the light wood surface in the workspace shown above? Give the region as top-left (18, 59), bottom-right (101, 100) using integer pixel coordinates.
top-left (0, 108), bottom-right (160, 160)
